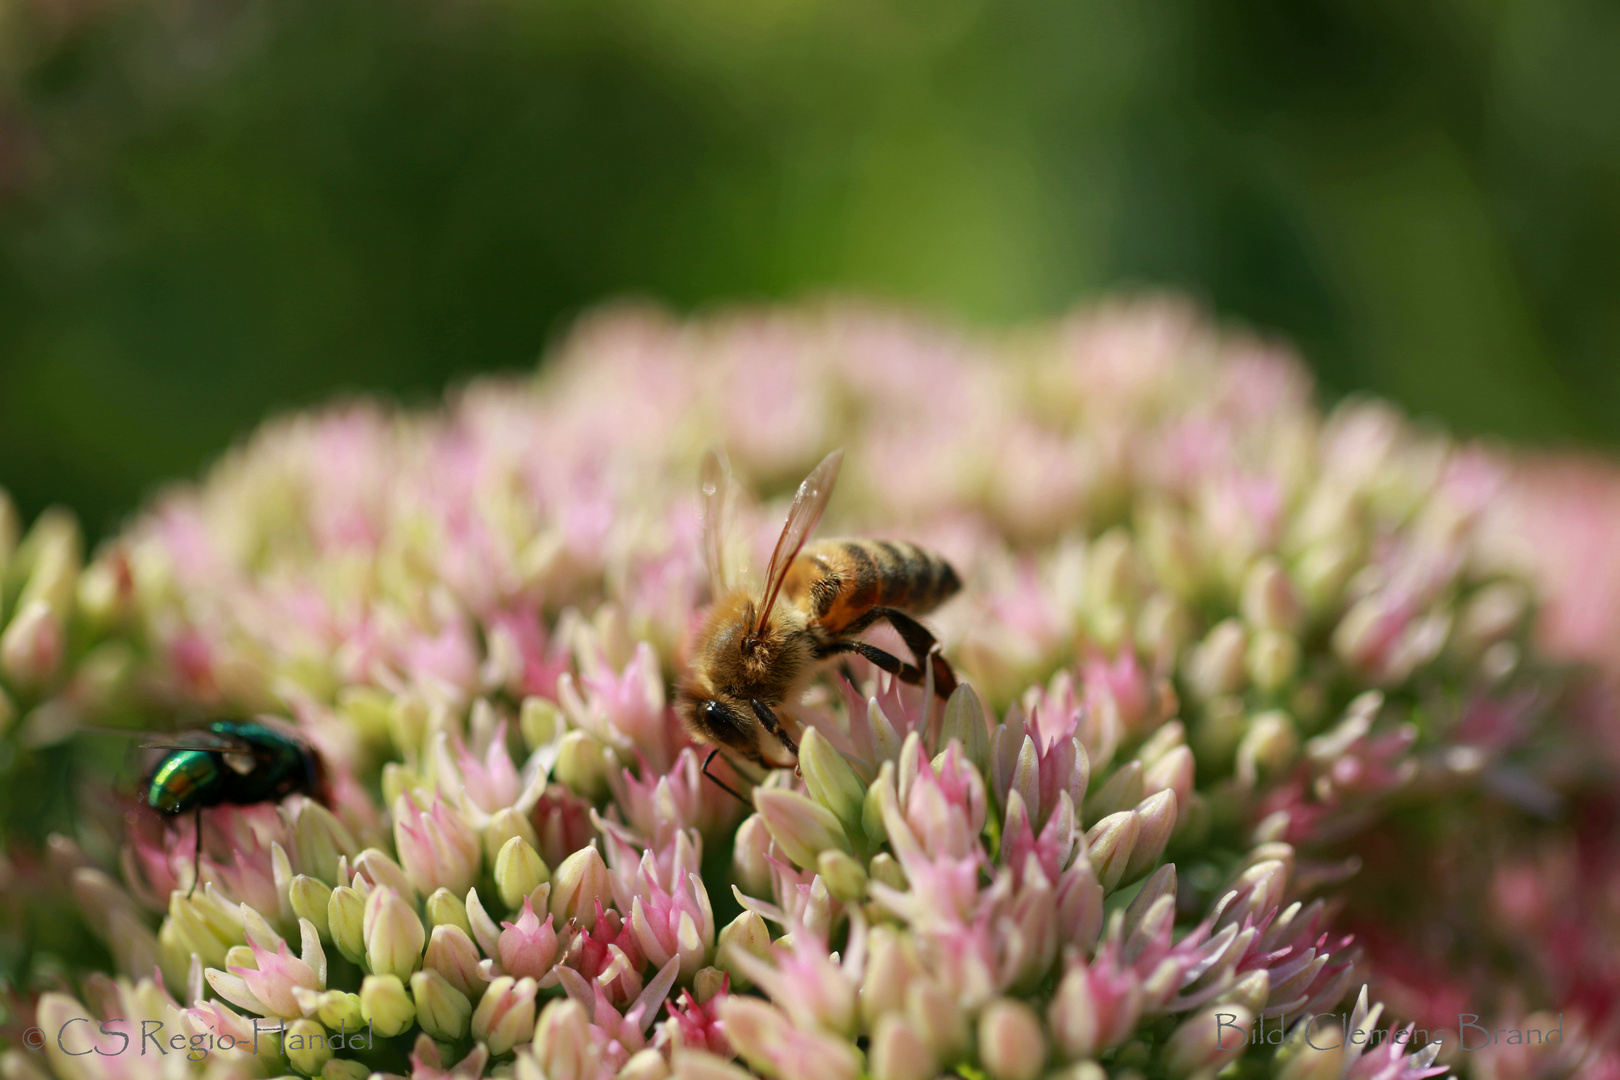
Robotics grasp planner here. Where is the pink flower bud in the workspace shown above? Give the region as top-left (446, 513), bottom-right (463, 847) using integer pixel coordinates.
top-left (554, 728), bottom-right (613, 800)
top-left (816, 849), bottom-right (868, 903)
top-left (732, 814), bottom-right (775, 897)
top-left (360, 973), bottom-right (416, 1038)
top-left (727, 929), bottom-right (856, 1037)
top-left (1164, 1005), bottom-right (1252, 1077)
top-left (630, 875), bottom-right (714, 981)
top-left (498, 897), bottom-right (559, 979)
top-left (292, 802), bottom-right (358, 885)
top-left (470, 975), bottom-right (538, 1056)
top-left (799, 728), bottom-right (867, 839)
top-left (754, 788), bottom-right (851, 870)
top-left (1048, 959), bottom-right (1140, 1060)
top-left (1242, 557), bottom-right (1301, 632)
top-left (620, 1049), bottom-right (671, 1080)
top-left (494, 835), bottom-right (550, 911)
top-left (327, 886), bottom-right (365, 964)
top-left (424, 923), bottom-right (487, 998)
top-left (1275, 1024), bottom-right (1346, 1080)
top-left (869, 1013), bottom-right (936, 1080)
top-left (549, 845), bottom-right (612, 931)
top-left (1217, 859), bottom-right (1287, 930)
top-left (1248, 629), bottom-right (1301, 693)
top-left (0, 600), bottom-right (62, 687)
top-left (940, 684), bottom-right (991, 774)
top-left (1121, 864), bottom-right (1177, 942)
top-left (424, 888), bottom-right (472, 934)
top-left (1048, 967), bottom-right (1099, 1060)
top-left (1056, 860), bottom-right (1104, 949)
top-left (363, 886), bottom-right (424, 980)
top-left (1236, 710), bottom-right (1298, 788)
top-left (353, 847), bottom-right (416, 901)
top-left (230, 936), bottom-right (321, 1019)
top-left (1084, 811), bottom-right (1138, 891)
top-left (533, 999), bottom-right (606, 1080)
top-left (978, 999), bottom-right (1048, 1080)
top-left (1086, 761), bottom-right (1145, 820)
top-left (717, 910), bottom-right (771, 990)
top-left (720, 997), bottom-right (862, 1080)
top-left (410, 969), bottom-right (472, 1041)
top-left (666, 983), bottom-right (732, 1058)
top-left (1187, 619), bottom-right (1248, 701)
top-left (670, 1049), bottom-right (756, 1080)
top-left (289, 875), bottom-right (332, 938)
top-left (906, 981), bottom-right (967, 1062)
top-left (283, 1018), bottom-right (333, 1076)
top-left (393, 792), bottom-right (481, 897)
top-left (292, 991), bottom-right (353, 1036)
top-left (1123, 789), bottom-right (1177, 882)
top-left (1142, 745), bottom-right (1195, 812)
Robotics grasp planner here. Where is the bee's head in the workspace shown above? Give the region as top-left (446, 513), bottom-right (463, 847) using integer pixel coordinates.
top-left (676, 679), bottom-right (798, 769)
top-left (677, 679), bottom-right (756, 755)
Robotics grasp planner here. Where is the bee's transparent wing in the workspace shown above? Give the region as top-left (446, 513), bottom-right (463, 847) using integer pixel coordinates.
top-left (753, 449), bottom-right (843, 638)
top-left (700, 448), bottom-right (735, 596)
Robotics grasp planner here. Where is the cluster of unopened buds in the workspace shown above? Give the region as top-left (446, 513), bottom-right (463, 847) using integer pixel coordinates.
top-left (0, 297), bottom-right (1610, 1080)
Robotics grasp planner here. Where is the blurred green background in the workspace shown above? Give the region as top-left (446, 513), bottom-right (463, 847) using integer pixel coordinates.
top-left (2, 0), bottom-right (1618, 540)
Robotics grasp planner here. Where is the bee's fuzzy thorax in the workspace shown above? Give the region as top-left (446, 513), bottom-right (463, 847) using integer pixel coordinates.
top-left (691, 587), bottom-right (818, 702)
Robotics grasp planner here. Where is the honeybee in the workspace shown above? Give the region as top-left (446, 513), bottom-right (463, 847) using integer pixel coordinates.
top-left (678, 449), bottom-right (961, 795)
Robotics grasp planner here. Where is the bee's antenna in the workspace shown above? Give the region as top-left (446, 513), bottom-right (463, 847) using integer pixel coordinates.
top-left (700, 749), bottom-right (752, 808)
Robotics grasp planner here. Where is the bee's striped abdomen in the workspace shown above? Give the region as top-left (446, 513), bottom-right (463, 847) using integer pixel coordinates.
top-left (788, 538), bottom-right (960, 634)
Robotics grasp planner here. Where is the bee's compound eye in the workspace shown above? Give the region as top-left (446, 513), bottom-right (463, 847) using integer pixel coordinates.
top-left (700, 701), bottom-right (729, 727)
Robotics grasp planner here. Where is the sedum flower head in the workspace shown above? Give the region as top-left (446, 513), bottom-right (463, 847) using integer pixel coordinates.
top-left (4, 297), bottom-right (1614, 1079)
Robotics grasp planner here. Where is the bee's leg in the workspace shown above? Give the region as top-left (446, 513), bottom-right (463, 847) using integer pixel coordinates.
top-left (701, 749), bottom-right (753, 807)
top-left (187, 808), bottom-right (203, 900)
top-left (749, 699), bottom-right (799, 757)
top-left (820, 639), bottom-right (927, 686)
top-left (869, 608), bottom-right (958, 697)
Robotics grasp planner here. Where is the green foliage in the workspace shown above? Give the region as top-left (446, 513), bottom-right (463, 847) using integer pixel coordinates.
top-left (2, 0), bottom-right (1619, 537)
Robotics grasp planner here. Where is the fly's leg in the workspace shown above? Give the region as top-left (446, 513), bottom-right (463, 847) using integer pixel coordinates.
top-left (187, 808), bottom-right (203, 899)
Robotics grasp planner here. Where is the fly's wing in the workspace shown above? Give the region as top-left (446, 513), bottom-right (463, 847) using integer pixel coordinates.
top-left (76, 725), bottom-right (253, 753)
top-left (753, 449), bottom-right (844, 638)
top-left (700, 448), bottom-right (735, 597)
top-left (79, 724), bottom-right (259, 778)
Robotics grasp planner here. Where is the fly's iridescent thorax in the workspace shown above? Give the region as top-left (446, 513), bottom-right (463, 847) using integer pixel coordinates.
top-left (144, 719), bottom-right (322, 816)
top-left (218, 720), bottom-right (320, 803)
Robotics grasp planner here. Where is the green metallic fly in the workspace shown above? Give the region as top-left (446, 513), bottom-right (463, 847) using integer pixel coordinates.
top-left (141, 719), bottom-right (326, 897)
